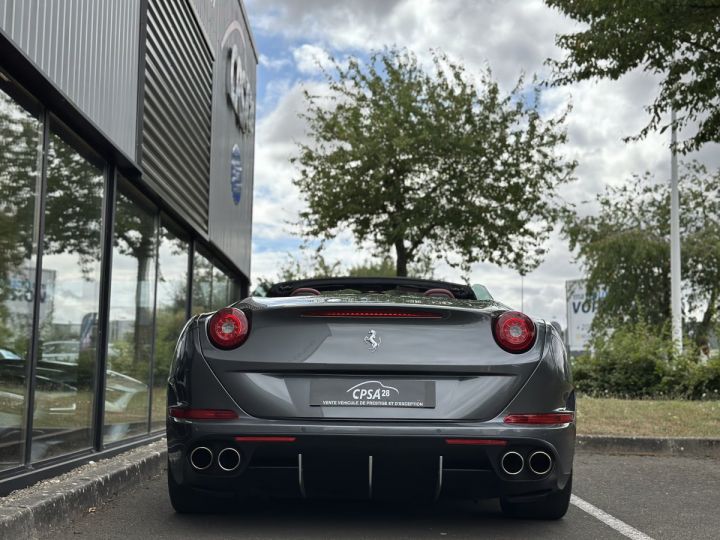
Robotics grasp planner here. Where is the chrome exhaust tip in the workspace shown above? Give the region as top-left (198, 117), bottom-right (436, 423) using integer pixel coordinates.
top-left (528, 451), bottom-right (553, 476)
top-left (189, 446), bottom-right (213, 471)
top-left (217, 447), bottom-right (241, 472)
top-left (500, 451), bottom-right (524, 475)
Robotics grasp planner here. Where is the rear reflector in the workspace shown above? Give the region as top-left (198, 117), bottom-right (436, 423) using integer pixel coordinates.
top-left (504, 413), bottom-right (575, 425)
top-left (168, 407), bottom-right (238, 420)
top-left (445, 438), bottom-right (507, 446)
top-left (234, 436), bottom-right (297, 443)
top-left (302, 310), bottom-right (442, 318)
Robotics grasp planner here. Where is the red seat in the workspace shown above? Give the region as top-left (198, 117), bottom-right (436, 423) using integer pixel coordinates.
top-left (290, 287), bottom-right (321, 297)
top-left (423, 288), bottom-right (455, 299)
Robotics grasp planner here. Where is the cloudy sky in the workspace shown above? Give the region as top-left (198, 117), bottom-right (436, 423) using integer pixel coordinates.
top-left (243, 0), bottom-right (719, 327)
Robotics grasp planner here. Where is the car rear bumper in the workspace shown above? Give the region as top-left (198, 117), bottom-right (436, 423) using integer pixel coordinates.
top-left (167, 418), bottom-right (575, 501)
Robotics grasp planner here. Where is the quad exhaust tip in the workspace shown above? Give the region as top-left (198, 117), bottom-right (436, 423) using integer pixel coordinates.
top-left (189, 446), bottom-right (213, 471)
top-left (528, 451), bottom-right (553, 476)
top-left (217, 447), bottom-right (242, 472)
top-left (500, 451), bottom-right (524, 475)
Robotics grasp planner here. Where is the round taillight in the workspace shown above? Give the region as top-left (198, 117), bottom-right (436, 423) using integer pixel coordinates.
top-left (493, 311), bottom-right (536, 353)
top-left (207, 308), bottom-right (249, 349)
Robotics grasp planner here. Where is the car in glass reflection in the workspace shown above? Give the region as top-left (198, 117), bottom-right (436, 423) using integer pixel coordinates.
top-left (166, 277), bottom-right (575, 519)
top-left (41, 340), bottom-right (83, 367)
top-left (0, 342), bottom-right (148, 422)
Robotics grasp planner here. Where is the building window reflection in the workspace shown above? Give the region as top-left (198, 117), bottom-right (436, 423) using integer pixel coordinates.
top-left (192, 251), bottom-right (236, 315)
top-left (211, 267), bottom-right (236, 310)
top-left (103, 186), bottom-right (156, 443)
top-left (150, 224), bottom-right (189, 429)
top-left (0, 71), bottom-right (246, 470)
top-left (0, 82), bottom-right (42, 472)
top-left (192, 250), bottom-right (213, 315)
top-left (32, 125), bottom-right (105, 463)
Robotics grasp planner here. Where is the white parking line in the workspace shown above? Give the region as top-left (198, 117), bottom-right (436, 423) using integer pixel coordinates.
top-left (571, 495), bottom-right (654, 540)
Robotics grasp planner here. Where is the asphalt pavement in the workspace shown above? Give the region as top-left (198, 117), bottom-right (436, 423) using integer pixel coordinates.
top-left (42, 452), bottom-right (720, 540)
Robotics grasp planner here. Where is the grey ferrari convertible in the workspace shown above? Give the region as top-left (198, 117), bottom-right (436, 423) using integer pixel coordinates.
top-left (166, 277), bottom-right (575, 519)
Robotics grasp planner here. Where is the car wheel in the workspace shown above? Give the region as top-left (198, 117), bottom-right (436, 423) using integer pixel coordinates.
top-left (167, 466), bottom-right (235, 513)
top-left (500, 472), bottom-right (572, 520)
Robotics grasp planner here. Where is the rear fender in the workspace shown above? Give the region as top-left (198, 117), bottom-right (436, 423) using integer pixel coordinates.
top-left (497, 325), bottom-right (575, 474)
top-left (501, 326), bottom-right (573, 414)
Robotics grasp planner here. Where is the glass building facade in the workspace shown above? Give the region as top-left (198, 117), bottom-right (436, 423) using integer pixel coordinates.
top-left (0, 0), bottom-right (256, 491)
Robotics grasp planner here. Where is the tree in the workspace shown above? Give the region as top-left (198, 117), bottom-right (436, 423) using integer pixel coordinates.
top-left (113, 192), bottom-right (157, 366)
top-left (546, 0), bottom-right (720, 152)
top-left (563, 163), bottom-right (720, 343)
top-left (293, 48), bottom-right (576, 277)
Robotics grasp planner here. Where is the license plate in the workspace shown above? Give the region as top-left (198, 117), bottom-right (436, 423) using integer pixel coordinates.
top-left (309, 378), bottom-right (436, 408)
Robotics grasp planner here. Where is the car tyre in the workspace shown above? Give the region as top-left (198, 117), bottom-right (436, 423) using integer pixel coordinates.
top-left (168, 468), bottom-right (223, 514)
top-left (500, 472), bottom-right (572, 520)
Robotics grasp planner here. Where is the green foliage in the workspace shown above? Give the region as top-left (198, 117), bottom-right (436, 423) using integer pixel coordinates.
top-left (294, 48), bottom-right (576, 277)
top-left (664, 353), bottom-right (720, 400)
top-left (573, 322), bottom-right (719, 399)
top-left (252, 249), bottom-right (435, 296)
top-left (277, 251), bottom-right (343, 281)
top-left (685, 359), bottom-right (720, 399)
top-left (107, 337), bottom-right (149, 382)
top-left (153, 307), bottom-right (187, 385)
top-left (547, 0), bottom-right (720, 152)
top-left (346, 257), bottom-right (399, 278)
top-left (563, 164), bottom-right (720, 342)
top-left (573, 323), bottom-right (674, 398)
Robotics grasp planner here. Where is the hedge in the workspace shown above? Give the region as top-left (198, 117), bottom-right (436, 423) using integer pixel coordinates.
top-left (571, 323), bottom-right (720, 400)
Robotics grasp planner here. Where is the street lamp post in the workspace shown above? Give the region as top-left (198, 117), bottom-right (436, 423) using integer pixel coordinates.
top-left (670, 107), bottom-right (682, 352)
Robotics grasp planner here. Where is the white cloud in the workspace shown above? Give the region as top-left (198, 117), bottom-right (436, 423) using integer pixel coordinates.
top-left (292, 43), bottom-right (334, 74)
top-left (258, 53), bottom-right (290, 71)
top-left (251, 80), bottom-right (332, 246)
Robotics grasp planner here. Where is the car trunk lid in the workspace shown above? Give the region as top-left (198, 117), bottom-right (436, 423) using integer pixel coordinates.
top-left (199, 296), bottom-right (545, 421)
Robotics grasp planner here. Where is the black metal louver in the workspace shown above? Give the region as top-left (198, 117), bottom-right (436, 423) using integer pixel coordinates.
top-left (141, 0), bottom-right (213, 232)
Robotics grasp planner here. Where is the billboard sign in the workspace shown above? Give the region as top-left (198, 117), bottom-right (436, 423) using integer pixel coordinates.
top-left (2, 268), bottom-right (56, 324)
top-left (565, 279), bottom-right (605, 353)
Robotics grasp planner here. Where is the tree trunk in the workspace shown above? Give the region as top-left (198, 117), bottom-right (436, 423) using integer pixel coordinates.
top-left (697, 288), bottom-right (718, 346)
top-left (395, 239), bottom-right (408, 277)
top-left (133, 246), bottom-right (151, 365)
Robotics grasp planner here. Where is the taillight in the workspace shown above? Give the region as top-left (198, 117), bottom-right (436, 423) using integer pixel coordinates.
top-left (492, 311), bottom-right (535, 353)
top-left (168, 407), bottom-right (238, 420)
top-left (504, 413), bottom-right (574, 425)
top-left (207, 307), bottom-right (249, 349)
top-left (234, 436), bottom-right (297, 443)
top-left (302, 310), bottom-right (442, 318)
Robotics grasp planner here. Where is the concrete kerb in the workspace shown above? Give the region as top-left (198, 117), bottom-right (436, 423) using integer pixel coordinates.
top-left (1, 435), bottom-right (719, 538)
top-left (577, 435), bottom-right (720, 459)
top-left (0, 439), bottom-right (167, 540)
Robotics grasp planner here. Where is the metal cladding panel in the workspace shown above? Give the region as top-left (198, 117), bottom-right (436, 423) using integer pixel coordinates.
top-left (141, 0), bottom-right (213, 234)
top-left (191, 0), bottom-right (256, 277)
top-left (0, 0), bottom-right (140, 159)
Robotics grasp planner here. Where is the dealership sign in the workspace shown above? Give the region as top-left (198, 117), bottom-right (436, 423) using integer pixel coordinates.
top-left (226, 43), bottom-right (254, 134)
top-left (222, 21), bottom-right (253, 207)
top-left (565, 279), bottom-right (606, 353)
top-left (230, 144), bottom-right (243, 205)
top-left (1, 268), bottom-right (56, 324)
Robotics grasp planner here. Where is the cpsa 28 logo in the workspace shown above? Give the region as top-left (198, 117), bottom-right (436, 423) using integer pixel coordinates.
top-left (346, 381), bottom-right (399, 400)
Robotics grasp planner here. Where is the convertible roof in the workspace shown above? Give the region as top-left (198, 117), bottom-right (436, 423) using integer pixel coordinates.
top-left (266, 277), bottom-right (477, 300)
